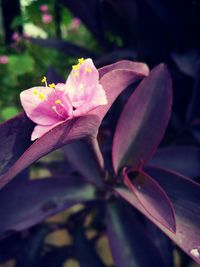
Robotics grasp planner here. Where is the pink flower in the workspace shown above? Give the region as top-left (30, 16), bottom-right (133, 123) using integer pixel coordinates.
top-left (40, 4), bottom-right (48, 12)
top-left (12, 32), bottom-right (21, 42)
top-left (20, 58), bottom-right (107, 141)
top-left (70, 18), bottom-right (81, 31)
top-left (42, 14), bottom-right (52, 24)
top-left (0, 55), bottom-right (9, 64)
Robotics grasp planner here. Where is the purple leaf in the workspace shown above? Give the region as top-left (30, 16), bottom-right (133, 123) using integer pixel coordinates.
top-left (116, 167), bottom-right (200, 264)
top-left (29, 37), bottom-right (95, 57)
top-left (63, 139), bottom-right (104, 184)
top-left (0, 115), bottom-right (99, 189)
top-left (0, 113), bottom-right (34, 176)
top-left (145, 222), bottom-right (173, 267)
top-left (123, 169), bottom-right (176, 232)
top-left (107, 199), bottom-right (167, 267)
top-left (112, 64), bottom-right (172, 173)
top-left (0, 176), bottom-right (96, 237)
top-left (149, 146), bottom-right (200, 178)
top-left (0, 61), bottom-right (149, 189)
top-left (98, 60), bottom-right (149, 79)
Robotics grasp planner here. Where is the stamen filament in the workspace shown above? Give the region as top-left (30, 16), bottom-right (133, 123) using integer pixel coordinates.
top-left (52, 105), bottom-right (65, 118)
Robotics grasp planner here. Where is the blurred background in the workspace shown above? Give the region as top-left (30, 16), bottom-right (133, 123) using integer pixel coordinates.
top-left (0, 0), bottom-right (200, 267)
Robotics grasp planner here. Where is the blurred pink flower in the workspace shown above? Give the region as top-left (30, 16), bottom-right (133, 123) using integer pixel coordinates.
top-left (42, 14), bottom-right (52, 24)
top-left (20, 58), bottom-right (107, 140)
top-left (12, 32), bottom-right (21, 42)
top-left (70, 17), bottom-right (81, 31)
top-left (40, 4), bottom-right (48, 12)
top-left (0, 55), bottom-right (9, 64)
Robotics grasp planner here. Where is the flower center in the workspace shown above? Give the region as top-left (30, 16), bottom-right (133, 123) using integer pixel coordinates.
top-left (32, 58), bottom-right (94, 117)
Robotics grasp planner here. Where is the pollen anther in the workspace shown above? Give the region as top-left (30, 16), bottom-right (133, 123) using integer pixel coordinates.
top-left (85, 67), bottom-right (92, 73)
top-left (78, 58), bottom-right (85, 64)
top-left (33, 89), bottom-right (39, 96)
top-left (49, 83), bottom-right (55, 88)
top-left (55, 99), bottom-right (61, 104)
top-left (41, 76), bottom-right (48, 87)
top-left (72, 65), bottom-right (79, 70)
top-left (39, 93), bottom-right (46, 100)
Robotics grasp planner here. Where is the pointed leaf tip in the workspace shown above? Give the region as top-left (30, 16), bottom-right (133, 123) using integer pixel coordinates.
top-left (123, 169), bottom-right (176, 233)
top-left (117, 167), bottom-right (200, 264)
top-left (112, 63), bottom-right (172, 173)
top-left (145, 166), bottom-right (200, 264)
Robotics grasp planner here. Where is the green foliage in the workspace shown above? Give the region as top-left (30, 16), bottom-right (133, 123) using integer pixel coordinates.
top-left (8, 53), bottom-right (34, 75)
top-left (1, 106), bottom-right (20, 120)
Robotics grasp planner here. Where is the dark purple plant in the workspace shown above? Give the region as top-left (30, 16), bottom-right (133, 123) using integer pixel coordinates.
top-left (0, 59), bottom-right (199, 267)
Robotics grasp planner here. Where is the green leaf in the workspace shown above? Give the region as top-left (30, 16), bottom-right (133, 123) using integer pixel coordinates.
top-left (8, 54), bottom-right (35, 76)
top-left (1, 106), bottom-right (19, 120)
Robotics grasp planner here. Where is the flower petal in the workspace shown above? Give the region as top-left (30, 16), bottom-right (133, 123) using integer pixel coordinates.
top-left (31, 124), bottom-right (58, 141)
top-left (66, 58), bottom-right (107, 114)
top-left (73, 84), bottom-right (107, 116)
top-left (20, 86), bottom-right (73, 125)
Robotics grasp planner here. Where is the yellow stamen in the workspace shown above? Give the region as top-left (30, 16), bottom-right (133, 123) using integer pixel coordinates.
top-left (78, 58), bottom-right (85, 64)
top-left (49, 83), bottom-right (55, 88)
top-left (41, 76), bottom-right (46, 83)
top-left (55, 99), bottom-right (61, 104)
top-left (72, 64), bottom-right (79, 70)
top-left (39, 93), bottom-right (46, 101)
top-left (85, 67), bottom-right (92, 73)
top-left (33, 89), bottom-right (39, 96)
top-left (72, 64), bottom-right (80, 77)
top-left (41, 76), bottom-right (48, 87)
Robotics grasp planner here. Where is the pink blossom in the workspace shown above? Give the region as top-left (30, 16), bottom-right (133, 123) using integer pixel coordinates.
top-left (20, 58), bottom-right (107, 140)
top-left (42, 14), bottom-right (52, 24)
top-left (0, 55), bottom-right (9, 64)
top-left (40, 4), bottom-right (48, 12)
top-left (70, 18), bottom-right (81, 31)
top-left (12, 32), bottom-right (21, 42)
